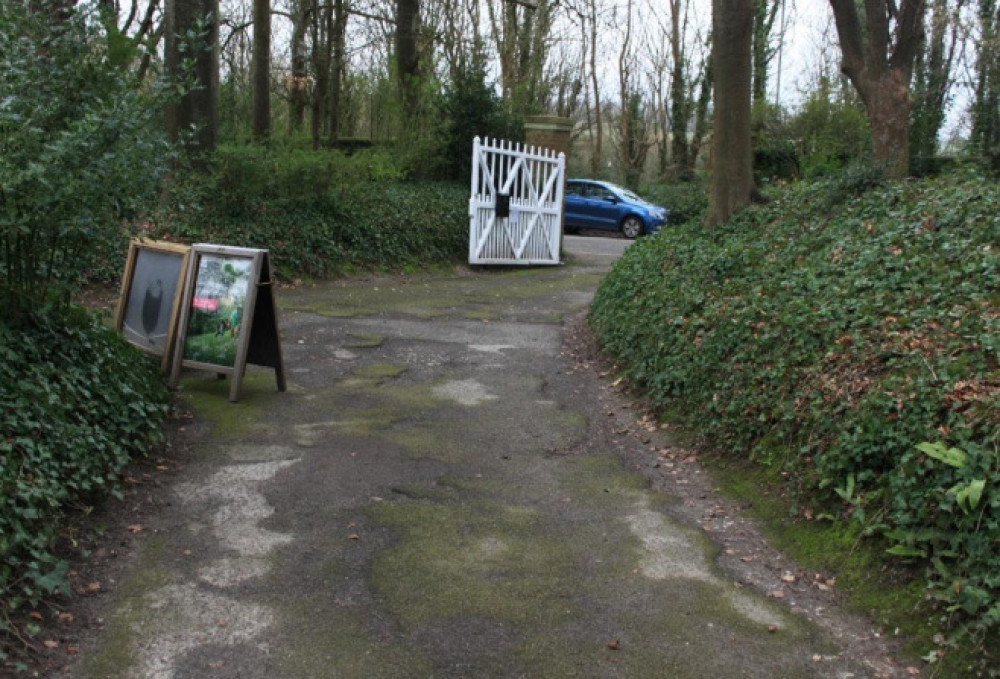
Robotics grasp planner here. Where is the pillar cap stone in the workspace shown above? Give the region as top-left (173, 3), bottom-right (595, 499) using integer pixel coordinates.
top-left (524, 115), bottom-right (575, 133)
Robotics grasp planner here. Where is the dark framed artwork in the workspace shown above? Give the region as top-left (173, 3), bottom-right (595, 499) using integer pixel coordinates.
top-left (114, 239), bottom-right (191, 370)
top-left (170, 244), bottom-right (286, 402)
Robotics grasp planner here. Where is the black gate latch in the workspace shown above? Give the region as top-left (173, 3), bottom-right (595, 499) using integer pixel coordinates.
top-left (495, 193), bottom-right (510, 219)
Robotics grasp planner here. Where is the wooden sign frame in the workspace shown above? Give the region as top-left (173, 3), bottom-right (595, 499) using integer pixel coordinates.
top-left (114, 239), bottom-right (191, 371)
top-left (169, 244), bottom-right (286, 402)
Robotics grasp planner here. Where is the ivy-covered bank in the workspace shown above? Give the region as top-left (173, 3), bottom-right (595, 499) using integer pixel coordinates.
top-left (0, 309), bottom-right (169, 639)
top-left (590, 168), bottom-right (1000, 670)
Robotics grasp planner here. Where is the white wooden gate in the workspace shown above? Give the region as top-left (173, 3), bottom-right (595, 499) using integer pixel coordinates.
top-left (469, 136), bottom-right (565, 265)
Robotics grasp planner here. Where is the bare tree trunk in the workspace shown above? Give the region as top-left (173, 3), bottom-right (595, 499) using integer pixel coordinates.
top-left (828, 0), bottom-right (925, 178)
top-left (588, 0), bottom-right (602, 174)
top-left (491, 0), bottom-right (548, 114)
top-left (328, 0), bottom-right (347, 141)
top-left (669, 0), bottom-right (690, 175)
top-left (752, 0), bottom-right (781, 108)
top-left (137, 30), bottom-right (162, 83)
top-left (909, 0), bottom-right (962, 171)
top-left (251, 0), bottom-right (271, 141)
top-left (707, 0), bottom-right (754, 227)
top-left (395, 0), bottom-right (421, 115)
top-left (309, 0), bottom-right (328, 150)
top-left (688, 54), bottom-right (712, 174)
top-left (165, 0), bottom-right (219, 155)
top-left (288, 0), bottom-right (308, 134)
top-left (972, 0), bottom-right (1000, 161)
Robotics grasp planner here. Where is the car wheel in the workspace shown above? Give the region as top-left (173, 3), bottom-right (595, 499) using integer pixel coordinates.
top-left (620, 216), bottom-right (643, 239)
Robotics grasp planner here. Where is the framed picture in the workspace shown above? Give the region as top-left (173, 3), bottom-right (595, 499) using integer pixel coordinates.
top-left (170, 244), bottom-right (285, 402)
top-left (114, 239), bottom-right (191, 370)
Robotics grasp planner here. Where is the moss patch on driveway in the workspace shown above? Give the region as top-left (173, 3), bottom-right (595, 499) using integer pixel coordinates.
top-left (176, 371), bottom-right (285, 441)
top-left (281, 269), bottom-right (603, 321)
top-left (369, 500), bottom-right (580, 630)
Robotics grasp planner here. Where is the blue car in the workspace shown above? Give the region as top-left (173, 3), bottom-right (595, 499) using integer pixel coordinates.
top-left (563, 179), bottom-right (668, 238)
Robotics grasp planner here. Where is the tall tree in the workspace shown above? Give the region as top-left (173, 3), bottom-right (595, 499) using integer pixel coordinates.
top-left (164, 0), bottom-right (219, 155)
top-left (616, 0), bottom-right (650, 188)
top-left (828, 0), bottom-right (925, 178)
top-left (666, 0), bottom-right (710, 178)
top-left (309, 0), bottom-right (328, 149)
top-left (327, 0), bottom-right (348, 141)
top-left (707, 0), bottom-right (755, 227)
top-left (688, 54), bottom-right (713, 175)
top-left (909, 0), bottom-right (964, 172)
top-left (586, 0), bottom-right (603, 173)
top-left (395, 0), bottom-right (421, 115)
top-left (489, 0), bottom-right (552, 114)
top-left (971, 0), bottom-right (1000, 162)
top-left (752, 0), bottom-right (782, 108)
top-left (251, 0), bottom-right (270, 140)
top-left (668, 0), bottom-right (690, 174)
top-left (287, 0), bottom-right (309, 133)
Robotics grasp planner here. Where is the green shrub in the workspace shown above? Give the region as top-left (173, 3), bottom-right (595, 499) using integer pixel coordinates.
top-left (590, 166), bottom-right (1000, 655)
top-left (0, 0), bottom-right (176, 305)
top-left (0, 306), bottom-right (169, 634)
top-left (787, 84), bottom-right (870, 179)
top-left (639, 180), bottom-right (708, 228)
top-left (158, 148), bottom-right (469, 278)
top-left (437, 62), bottom-right (524, 182)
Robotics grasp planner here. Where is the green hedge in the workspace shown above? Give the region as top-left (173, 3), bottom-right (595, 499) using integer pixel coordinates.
top-left (0, 307), bottom-right (168, 632)
top-left (639, 180), bottom-right (708, 228)
top-left (157, 148), bottom-right (469, 279)
top-left (590, 168), bottom-right (1000, 652)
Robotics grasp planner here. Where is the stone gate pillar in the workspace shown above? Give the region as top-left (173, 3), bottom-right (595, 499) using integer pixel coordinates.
top-left (524, 115), bottom-right (574, 157)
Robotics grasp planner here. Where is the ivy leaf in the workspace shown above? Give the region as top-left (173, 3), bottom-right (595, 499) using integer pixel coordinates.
top-left (966, 479), bottom-right (986, 512)
top-left (915, 442), bottom-right (966, 468)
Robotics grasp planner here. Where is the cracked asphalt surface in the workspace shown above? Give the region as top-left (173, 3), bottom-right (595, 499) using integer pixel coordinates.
top-left (53, 235), bottom-right (909, 679)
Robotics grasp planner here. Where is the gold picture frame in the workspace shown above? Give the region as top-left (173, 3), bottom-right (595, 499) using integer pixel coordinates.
top-left (114, 239), bottom-right (191, 371)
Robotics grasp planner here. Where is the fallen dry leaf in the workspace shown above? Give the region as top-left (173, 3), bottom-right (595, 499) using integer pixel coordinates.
top-left (768, 590), bottom-right (785, 599)
top-left (66, 646), bottom-right (79, 655)
top-left (208, 661), bottom-right (225, 669)
top-left (348, 534), bottom-right (360, 540)
top-left (606, 639), bottom-right (620, 650)
top-left (768, 625), bottom-right (778, 633)
top-left (29, 611), bottom-right (43, 621)
top-left (127, 524), bottom-right (143, 533)
top-left (905, 668), bottom-right (921, 676)
top-left (155, 465), bottom-right (170, 472)
top-left (58, 612), bottom-right (74, 623)
top-left (781, 573), bottom-right (796, 583)
top-left (43, 640), bottom-right (59, 649)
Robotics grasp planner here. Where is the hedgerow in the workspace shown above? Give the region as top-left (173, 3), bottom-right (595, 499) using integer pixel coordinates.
top-left (0, 306), bottom-right (168, 651)
top-left (590, 167), bottom-right (1000, 660)
top-left (155, 148), bottom-right (469, 279)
